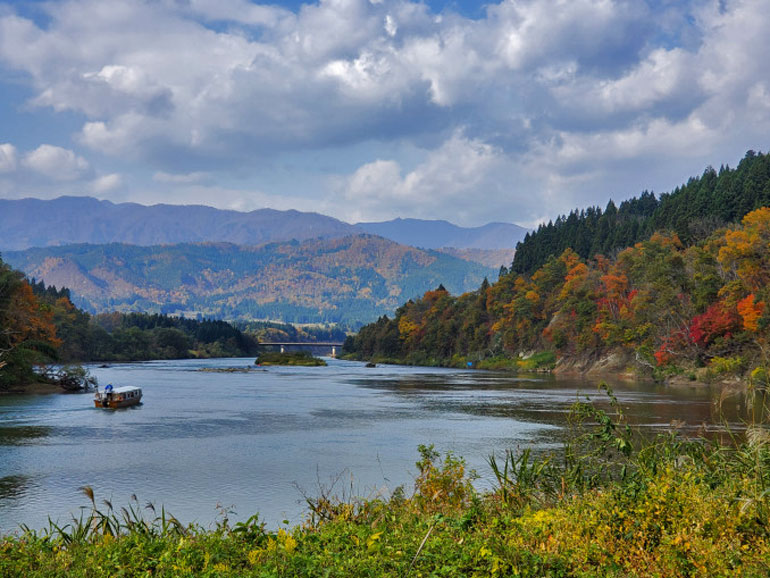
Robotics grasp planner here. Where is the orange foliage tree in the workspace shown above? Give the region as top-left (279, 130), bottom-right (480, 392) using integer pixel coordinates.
top-left (737, 294), bottom-right (765, 333)
top-left (0, 258), bottom-right (61, 388)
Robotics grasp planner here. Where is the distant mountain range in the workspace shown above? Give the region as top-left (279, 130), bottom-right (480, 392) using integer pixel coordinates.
top-left (356, 218), bottom-right (527, 250)
top-left (0, 196), bottom-right (354, 250)
top-left (434, 247), bottom-right (516, 269)
top-left (0, 196), bottom-right (521, 325)
top-left (5, 235), bottom-right (496, 327)
top-left (0, 196), bottom-right (527, 253)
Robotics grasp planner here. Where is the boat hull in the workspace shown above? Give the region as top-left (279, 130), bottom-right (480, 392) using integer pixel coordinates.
top-left (94, 397), bottom-right (142, 409)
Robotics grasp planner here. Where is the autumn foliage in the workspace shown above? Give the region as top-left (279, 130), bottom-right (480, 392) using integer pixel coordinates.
top-left (0, 257), bottom-right (62, 389)
top-left (689, 301), bottom-right (739, 347)
top-left (348, 207), bottom-right (770, 375)
top-left (737, 294), bottom-right (765, 332)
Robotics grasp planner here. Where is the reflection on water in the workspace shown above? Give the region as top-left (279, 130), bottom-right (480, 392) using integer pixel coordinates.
top-left (0, 475), bottom-right (31, 501)
top-left (0, 358), bottom-right (749, 534)
top-left (0, 425), bottom-right (52, 446)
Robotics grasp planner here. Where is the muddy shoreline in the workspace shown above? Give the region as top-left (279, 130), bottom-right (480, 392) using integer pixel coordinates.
top-left (0, 382), bottom-right (68, 395)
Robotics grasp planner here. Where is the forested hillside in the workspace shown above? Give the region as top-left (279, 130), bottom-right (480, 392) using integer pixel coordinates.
top-left (512, 150), bottom-right (770, 275)
top-left (347, 152), bottom-right (770, 383)
top-left (6, 235), bottom-right (495, 327)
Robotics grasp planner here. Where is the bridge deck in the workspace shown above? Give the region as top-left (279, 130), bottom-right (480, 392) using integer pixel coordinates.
top-left (257, 342), bottom-right (344, 346)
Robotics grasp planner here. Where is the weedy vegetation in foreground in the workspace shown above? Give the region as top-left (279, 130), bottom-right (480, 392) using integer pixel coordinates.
top-left (2, 384), bottom-right (770, 577)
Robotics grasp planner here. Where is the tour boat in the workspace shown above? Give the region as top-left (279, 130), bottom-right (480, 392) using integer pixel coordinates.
top-left (94, 384), bottom-right (143, 408)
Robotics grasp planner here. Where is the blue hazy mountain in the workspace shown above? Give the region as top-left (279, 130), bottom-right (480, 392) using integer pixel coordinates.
top-left (356, 218), bottom-right (527, 250)
top-left (0, 197), bottom-right (525, 252)
top-left (0, 196), bottom-right (357, 251)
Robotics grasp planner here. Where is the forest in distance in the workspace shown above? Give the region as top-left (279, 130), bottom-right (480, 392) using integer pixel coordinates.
top-left (345, 150), bottom-right (770, 385)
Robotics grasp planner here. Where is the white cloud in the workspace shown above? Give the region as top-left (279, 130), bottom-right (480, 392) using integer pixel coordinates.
top-left (553, 47), bottom-right (697, 119)
top-left (532, 115), bottom-right (716, 171)
top-left (79, 120), bottom-right (121, 153)
top-left (0, 0), bottom-right (768, 225)
top-left (0, 0), bottom-right (654, 157)
top-left (91, 173), bottom-right (122, 193)
top-left (0, 143), bottom-right (17, 173)
top-left (21, 144), bottom-right (89, 181)
top-left (384, 14), bottom-right (397, 37)
top-left (487, 0), bottom-right (648, 71)
top-left (337, 131), bottom-right (506, 223)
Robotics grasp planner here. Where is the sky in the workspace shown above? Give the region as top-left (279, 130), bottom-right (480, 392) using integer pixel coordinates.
top-left (0, 0), bottom-right (769, 228)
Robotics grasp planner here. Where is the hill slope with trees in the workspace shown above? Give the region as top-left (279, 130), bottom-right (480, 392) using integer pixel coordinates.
top-left (6, 235), bottom-right (495, 328)
top-left (511, 150), bottom-right (770, 275)
top-left (347, 151), bottom-right (770, 383)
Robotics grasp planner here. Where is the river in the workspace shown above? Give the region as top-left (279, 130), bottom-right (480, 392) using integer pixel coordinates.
top-left (0, 358), bottom-right (745, 534)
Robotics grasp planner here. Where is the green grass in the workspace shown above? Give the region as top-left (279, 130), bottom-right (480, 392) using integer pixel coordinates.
top-left (3, 384), bottom-right (770, 577)
top-left (254, 351), bottom-right (327, 366)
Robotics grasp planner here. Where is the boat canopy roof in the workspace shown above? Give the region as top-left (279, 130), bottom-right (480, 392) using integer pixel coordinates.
top-left (104, 386), bottom-right (141, 394)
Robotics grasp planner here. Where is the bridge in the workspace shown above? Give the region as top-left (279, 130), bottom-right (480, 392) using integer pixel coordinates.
top-left (257, 342), bottom-right (345, 358)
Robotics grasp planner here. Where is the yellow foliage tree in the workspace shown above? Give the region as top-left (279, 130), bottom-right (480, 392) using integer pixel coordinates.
top-left (718, 207), bottom-right (770, 293)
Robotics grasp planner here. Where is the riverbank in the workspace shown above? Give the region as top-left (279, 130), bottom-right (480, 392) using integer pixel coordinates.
top-left (351, 348), bottom-right (752, 388)
top-left (0, 382), bottom-right (63, 395)
top-left (553, 350), bottom-right (758, 389)
top-left (3, 397), bottom-right (769, 577)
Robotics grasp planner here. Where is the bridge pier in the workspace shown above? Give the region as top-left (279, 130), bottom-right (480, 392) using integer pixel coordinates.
top-left (258, 342), bottom-right (345, 359)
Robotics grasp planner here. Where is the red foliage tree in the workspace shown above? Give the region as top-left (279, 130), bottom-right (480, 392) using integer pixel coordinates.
top-left (688, 301), bottom-right (740, 348)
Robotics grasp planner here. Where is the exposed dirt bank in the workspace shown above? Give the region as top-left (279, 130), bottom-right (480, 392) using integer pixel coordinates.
top-left (553, 350), bottom-right (747, 388)
top-left (553, 351), bottom-right (644, 381)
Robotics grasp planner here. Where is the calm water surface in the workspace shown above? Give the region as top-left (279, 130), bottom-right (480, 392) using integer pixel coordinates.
top-left (0, 358), bottom-right (744, 534)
